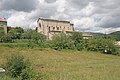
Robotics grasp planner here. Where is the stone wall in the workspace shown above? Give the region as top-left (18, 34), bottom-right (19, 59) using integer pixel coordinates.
top-left (37, 18), bottom-right (74, 39)
top-left (0, 25), bottom-right (7, 34)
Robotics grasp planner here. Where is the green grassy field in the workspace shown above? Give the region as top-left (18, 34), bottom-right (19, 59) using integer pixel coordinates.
top-left (0, 46), bottom-right (120, 80)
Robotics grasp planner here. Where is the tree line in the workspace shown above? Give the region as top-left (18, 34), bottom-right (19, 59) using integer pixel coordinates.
top-left (0, 27), bottom-right (119, 55)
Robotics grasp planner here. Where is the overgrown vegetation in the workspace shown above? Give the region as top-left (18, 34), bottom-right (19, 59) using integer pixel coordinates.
top-left (87, 38), bottom-right (119, 55)
top-left (0, 27), bottom-right (119, 55)
top-left (0, 27), bottom-right (120, 80)
top-left (3, 54), bottom-right (43, 80)
top-left (0, 47), bottom-right (120, 80)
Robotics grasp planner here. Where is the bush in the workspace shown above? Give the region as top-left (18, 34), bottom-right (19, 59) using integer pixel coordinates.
top-left (8, 27), bottom-right (24, 39)
top-left (4, 54), bottom-right (44, 80)
top-left (39, 40), bottom-right (53, 48)
top-left (76, 42), bottom-right (85, 51)
top-left (51, 33), bottom-right (75, 50)
top-left (70, 32), bottom-right (85, 51)
top-left (0, 34), bottom-right (13, 42)
top-left (20, 68), bottom-right (44, 80)
top-left (4, 55), bottom-right (30, 77)
top-left (87, 38), bottom-right (119, 55)
top-left (0, 28), bottom-right (5, 38)
top-left (20, 68), bottom-right (33, 80)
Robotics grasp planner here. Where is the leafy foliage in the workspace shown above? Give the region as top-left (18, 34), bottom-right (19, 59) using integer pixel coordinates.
top-left (0, 28), bottom-right (5, 38)
top-left (8, 27), bottom-right (24, 39)
top-left (87, 38), bottom-right (119, 55)
top-left (70, 32), bottom-right (85, 51)
top-left (0, 34), bottom-right (13, 42)
top-left (4, 54), bottom-right (44, 80)
top-left (51, 33), bottom-right (74, 50)
top-left (21, 29), bottom-right (46, 48)
top-left (4, 55), bottom-right (30, 77)
top-left (20, 68), bottom-right (34, 80)
top-left (21, 30), bottom-right (46, 41)
top-left (0, 26), bottom-right (119, 55)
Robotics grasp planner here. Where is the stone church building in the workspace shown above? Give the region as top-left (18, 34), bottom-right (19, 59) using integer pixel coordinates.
top-left (37, 18), bottom-right (75, 39)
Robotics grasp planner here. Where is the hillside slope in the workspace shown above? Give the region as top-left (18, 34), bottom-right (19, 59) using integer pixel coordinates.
top-left (109, 31), bottom-right (120, 41)
top-left (0, 46), bottom-right (120, 80)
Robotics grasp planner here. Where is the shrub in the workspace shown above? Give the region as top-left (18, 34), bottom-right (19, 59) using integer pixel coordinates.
top-left (4, 55), bottom-right (30, 77)
top-left (20, 68), bottom-right (44, 80)
top-left (0, 34), bottom-right (13, 42)
top-left (70, 32), bottom-right (85, 51)
top-left (66, 39), bottom-right (76, 50)
top-left (76, 42), bottom-right (85, 51)
top-left (4, 54), bottom-right (44, 80)
top-left (87, 38), bottom-right (119, 55)
top-left (51, 33), bottom-right (75, 50)
top-left (39, 40), bottom-right (53, 48)
top-left (0, 28), bottom-right (5, 38)
top-left (20, 67), bottom-right (33, 80)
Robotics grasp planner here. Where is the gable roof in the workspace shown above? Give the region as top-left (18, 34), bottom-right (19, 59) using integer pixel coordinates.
top-left (37, 18), bottom-right (70, 23)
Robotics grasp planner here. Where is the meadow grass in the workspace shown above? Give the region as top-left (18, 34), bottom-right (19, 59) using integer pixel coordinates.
top-left (0, 46), bottom-right (120, 80)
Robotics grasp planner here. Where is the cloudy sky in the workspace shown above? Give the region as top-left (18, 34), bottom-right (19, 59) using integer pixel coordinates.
top-left (0, 0), bottom-right (120, 33)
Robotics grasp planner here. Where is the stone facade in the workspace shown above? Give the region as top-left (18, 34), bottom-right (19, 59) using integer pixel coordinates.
top-left (0, 18), bottom-right (7, 34)
top-left (37, 18), bottom-right (74, 39)
top-left (82, 32), bottom-right (93, 39)
top-left (115, 41), bottom-right (120, 48)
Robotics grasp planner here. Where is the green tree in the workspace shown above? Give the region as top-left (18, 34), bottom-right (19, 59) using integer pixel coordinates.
top-left (21, 30), bottom-right (32, 39)
top-left (87, 37), bottom-right (119, 55)
top-left (70, 32), bottom-right (83, 44)
top-left (31, 31), bottom-right (46, 44)
top-left (21, 29), bottom-right (46, 47)
top-left (8, 27), bottom-right (24, 39)
top-left (87, 37), bottom-right (99, 51)
top-left (0, 34), bottom-right (13, 42)
top-left (0, 28), bottom-right (5, 38)
top-left (51, 33), bottom-right (75, 50)
top-left (70, 32), bottom-right (85, 51)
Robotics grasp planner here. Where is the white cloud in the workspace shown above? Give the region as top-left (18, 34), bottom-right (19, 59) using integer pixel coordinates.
top-left (0, 0), bottom-right (120, 33)
top-left (80, 2), bottom-right (95, 16)
top-left (56, 0), bottom-right (66, 12)
top-left (7, 11), bottom-right (36, 29)
top-left (73, 17), bottom-right (95, 30)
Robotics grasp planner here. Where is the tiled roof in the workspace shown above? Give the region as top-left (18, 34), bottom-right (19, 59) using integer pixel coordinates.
top-left (82, 32), bottom-right (93, 37)
top-left (0, 18), bottom-right (7, 21)
top-left (38, 18), bottom-right (70, 23)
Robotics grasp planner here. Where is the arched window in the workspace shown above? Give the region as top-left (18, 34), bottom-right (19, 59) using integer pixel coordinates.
top-left (48, 27), bottom-right (50, 32)
top-left (60, 26), bottom-right (61, 30)
top-left (57, 27), bottom-right (59, 30)
top-left (53, 27), bottom-right (55, 30)
top-left (68, 27), bottom-right (69, 30)
top-left (39, 23), bottom-right (41, 28)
